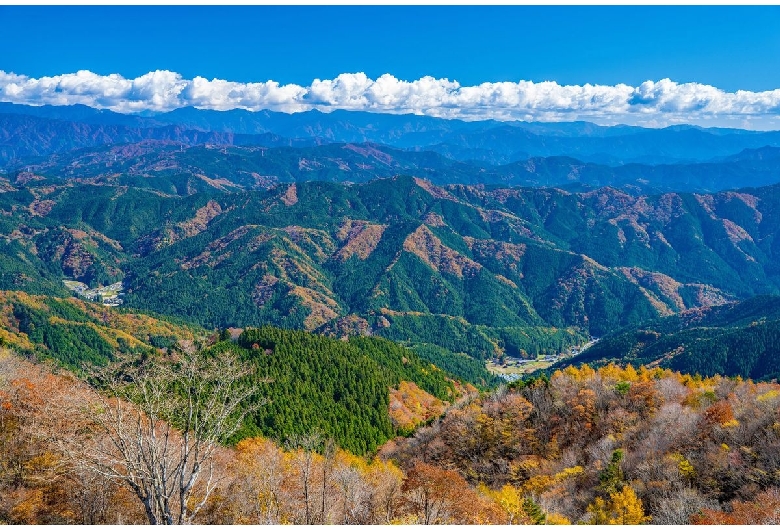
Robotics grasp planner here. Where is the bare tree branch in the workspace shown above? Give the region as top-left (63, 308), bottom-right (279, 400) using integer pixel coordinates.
top-left (61, 350), bottom-right (262, 525)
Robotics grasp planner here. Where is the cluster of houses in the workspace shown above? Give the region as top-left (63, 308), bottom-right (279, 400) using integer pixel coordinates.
top-left (63, 280), bottom-right (124, 306)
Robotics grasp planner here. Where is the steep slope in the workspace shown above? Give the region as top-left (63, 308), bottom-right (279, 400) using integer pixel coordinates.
top-left (216, 327), bottom-right (458, 454)
top-left (380, 363), bottom-right (780, 523)
top-left (0, 292), bottom-right (463, 456)
top-left (0, 290), bottom-right (204, 368)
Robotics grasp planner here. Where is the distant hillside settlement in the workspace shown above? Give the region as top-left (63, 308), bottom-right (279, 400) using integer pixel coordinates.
top-left (63, 280), bottom-right (124, 306)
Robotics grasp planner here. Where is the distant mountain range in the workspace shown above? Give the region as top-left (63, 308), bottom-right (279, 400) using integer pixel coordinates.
top-left (10, 137), bottom-right (780, 197)
top-left (0, 113), bottom-right (320, 164)
top-left (3, 102), bottom-right (780, 167)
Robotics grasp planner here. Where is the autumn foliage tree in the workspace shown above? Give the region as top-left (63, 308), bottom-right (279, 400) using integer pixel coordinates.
top-left (7, 347), bottom-right (780, 525)
top-left (0, 350), bottom-right (145, 524)
top-left (587, 485), bottom-right (650, 524)
top-left (400, 461), bottom-right (503, 524)
top-left (692, 488), bottom-right (780, 524)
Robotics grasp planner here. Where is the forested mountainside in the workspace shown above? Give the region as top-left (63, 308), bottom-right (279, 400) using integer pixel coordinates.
top-left (557, 295), bottom-right (780, 381)
top-left (0, 290), bottom-right (202, 369)
top-left (4, 352), bottom-right (780, 524)
top-left (7, 173), bottom-right (780, 369)
top-left (214, 327), bottom-right (462, 453)
top-left (380, 362), bottom-right (780, 524)
top-left (5, 173), bottom-right (780, 367)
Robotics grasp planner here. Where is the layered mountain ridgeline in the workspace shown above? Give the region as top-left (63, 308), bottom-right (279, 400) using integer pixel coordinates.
top-left (421, 123), bottom-right (780, 166)
top-left (5, 102), bottom-right (780, 166)
top-left (13, 139), bottom-right (780, 195)
top-left (4, 175), bottom-right (780, 374)
top-left (560, 295), bottom-right (780, 381)
top-left (13, 141), bottom-right (488, 190)
top-left (0, 291), bottom-right (466, 454)
top-left (0, 112), bottom-right (319, 163)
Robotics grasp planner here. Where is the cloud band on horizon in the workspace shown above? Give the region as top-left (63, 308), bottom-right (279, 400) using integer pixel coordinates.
top-left (2, 70), bottom-right (780, 128)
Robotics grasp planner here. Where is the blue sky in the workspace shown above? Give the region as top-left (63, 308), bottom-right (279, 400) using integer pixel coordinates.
top-left (2, 6), bottom-right (780, 128)
top-left (4, 5), bottom-right (780, 90)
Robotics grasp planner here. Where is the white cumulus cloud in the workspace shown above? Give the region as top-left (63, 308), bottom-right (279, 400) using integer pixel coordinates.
top-left (2, 70), bottom-right (780, 128)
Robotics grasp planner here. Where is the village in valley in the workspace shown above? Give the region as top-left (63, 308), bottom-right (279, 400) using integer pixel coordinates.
top-left (63, 280), bottom-right (125, 306)
top-left (486, 338), bottom-right (599, 381)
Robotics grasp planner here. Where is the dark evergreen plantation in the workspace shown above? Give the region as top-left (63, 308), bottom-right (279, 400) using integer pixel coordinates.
top-left (221, 327), bottom-right (455, 454)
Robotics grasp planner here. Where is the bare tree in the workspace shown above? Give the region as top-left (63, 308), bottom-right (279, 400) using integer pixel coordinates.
top-left (652, 487), bottom-right (719, 525)
top-left (318, 438), bottom-right (336, 524)
top-left (67, 351), bottom-right (260, 525)
top-left (285, 431), bottom-right (323, 524)
top-left (333, 460), bottom-right (371, 524)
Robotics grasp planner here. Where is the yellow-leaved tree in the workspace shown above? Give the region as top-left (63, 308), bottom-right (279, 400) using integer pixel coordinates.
top-left (587, 485), bottom-right (650, 525)
top-left (477, 484), bottom-right (532, 524)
